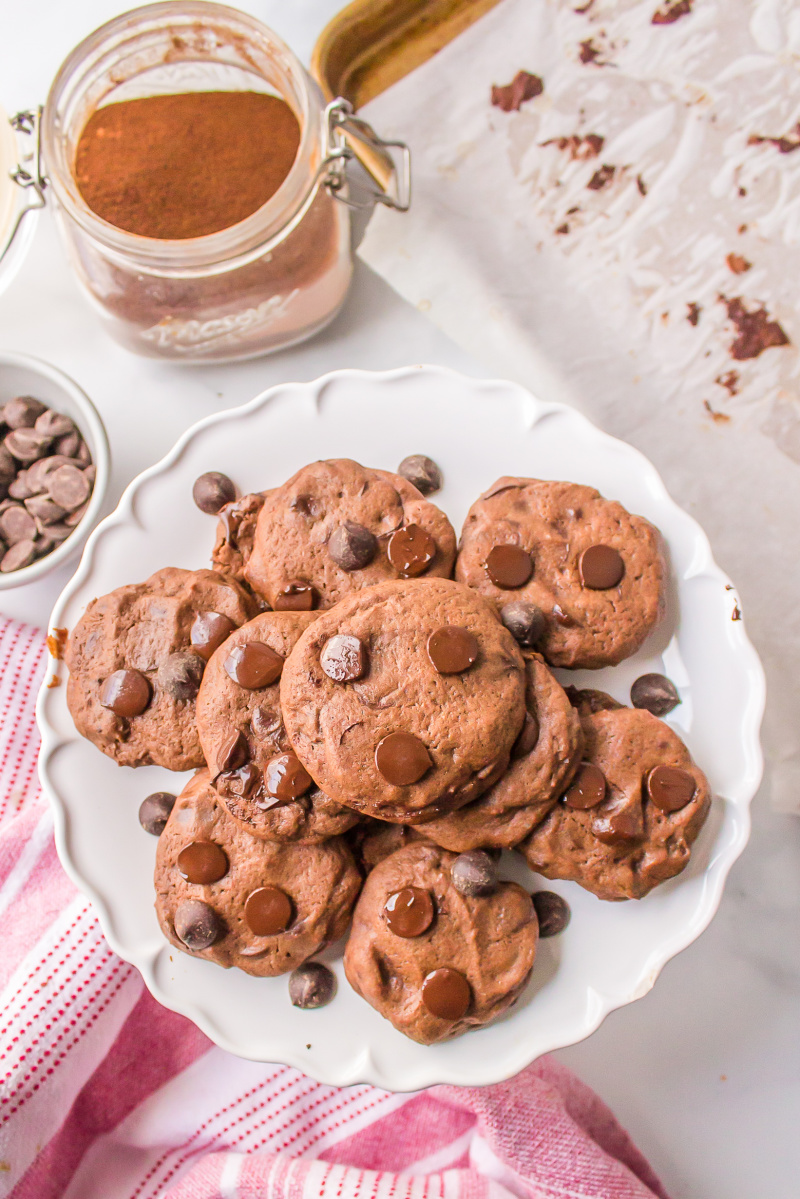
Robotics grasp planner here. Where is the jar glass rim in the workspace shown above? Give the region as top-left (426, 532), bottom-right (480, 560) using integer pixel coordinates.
top-left (42, 1), bottom-right (324, 268)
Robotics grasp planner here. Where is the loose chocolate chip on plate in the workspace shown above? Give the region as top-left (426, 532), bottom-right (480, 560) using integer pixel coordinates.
top-left (47, 464), bottom-right (91, 511)
top-left (138, 791), bottom-right (176, 835)
top-left (34, 410), bottom-right (74, 439)
top-left (245, 886), bottom-right (293, 935)
top-left (327, 521), bottom-right (377, 571)
top-left (500, 599), bottom-right (545, 646)
top-left (4, 396), bottom-right (47, 429)
top-left (264, 753), bottom-right (313, 801)
top-left (289, 961), bottom-right (336, 1008)
top-left (100, 668), bottom-right (151, 717)
top-left (375, 732), bottom-right (432, 785)
top-left (631, 673), bottom-right (680, 717)
top-left (177, 840), bottom-right (229, 884)
top-left (397, 454), bottom-right (443, 496)
top-left (174, 899), bottom-right (223, 950)
top-left (563, 762), bottom-right (606, 809)
top-left (451, 850), bottom-right (498, 896)
top-left (384, 887), bottom-right (435, 937)
top-left (532, 891), bottom-right (571, 937)
top-left (427, 626), bottom-right (479, 674)
top-left (511, 712), bottom-right (540, 759)
top-left (274, 581), bottom-right (317, 611)
top-left (387, 524), bottom-right (436, 577)
top-left (0, 503), bottom-right (36, 544)
top-left (217, 729), bottom-right (249, 772)
top-left (578, 545), bottom-right (624, 590)
top-left (320, 634), bottom-right (366, 682)
top-left (5, 428), bottom-right (53, 463)
top-left (422, 968), bottom-right (471, 1020)
top-left (645, 764), bottom-right (696, 812)
top-left (224, 641), bottom-right (284, 689)
top-left (485, 545), bottom-right (533, 588)
top-left (157, 651), bottom-right (205, 701)
top-left (193, 471), bottom-right (236, 514)
top-left (191, 610), bottom-right (236, 661)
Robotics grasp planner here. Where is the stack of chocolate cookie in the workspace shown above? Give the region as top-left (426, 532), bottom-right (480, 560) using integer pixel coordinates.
top-left (64, 457), bottom-right (710, 1045)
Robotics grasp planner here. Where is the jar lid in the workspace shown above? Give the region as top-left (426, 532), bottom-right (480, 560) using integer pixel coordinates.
top-left (0, 105), bottom-right (42, 299)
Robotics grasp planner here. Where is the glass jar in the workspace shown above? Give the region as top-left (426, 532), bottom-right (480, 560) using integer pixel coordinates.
top-left (39, 2), bottom-right (405, 363)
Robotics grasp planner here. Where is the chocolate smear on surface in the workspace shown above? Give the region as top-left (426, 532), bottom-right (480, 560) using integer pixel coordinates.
top-left (491, 71), bottom-right (544, 113)
top-left (703, 400), bottom-right (731, 424)
top-left (721, 296), bottom-right (789, 361)
top-left (587, 164), bottom-right (616, 191)
top-left (652, 0), bottom-right (693, 24)
top-left (541, 133), bottom-right (604, 160)
top-left (686, 302), bottom-right (701, 326)
top-left (748, 122), bottom-right (800, 155)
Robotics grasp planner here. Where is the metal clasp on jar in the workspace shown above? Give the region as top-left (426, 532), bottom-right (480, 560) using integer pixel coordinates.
top-left (321, 98), bottom-right (411, 212)
top-left (0, 107), bottom-right (47, 269)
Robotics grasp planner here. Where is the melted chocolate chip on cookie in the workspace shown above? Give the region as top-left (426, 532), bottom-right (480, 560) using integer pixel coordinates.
top-left (384, 887), bottom-right (435, 937)
top-left (320, 634), bottom-right (366, 682)
top-left (375, 732), bottom-right (432, 786)
top-left (245, 886), bottom-right (293, 935)
top-left (177, 841), bottom-right (229, 884)
top-left (264, 753), bottom-right (313, 801)
top-left (646, 764), bottom-right (696, 812)
top-left (563, 762), bottom-right (606, 809)
top-left (100, 669), bottom-right (151, 717)
top-left (191, 611), bottom-right (236, 661)
top-left (421, 968), bottom-right (471, 1020)
top-left (485, 545), bottom-right (533, 588)
top-left (224, 641), bottom-right (284, 689)
top-left (427, 626), bottom-right (479, 674)
top-left (274, 581), bottom-right (317, 611)
top-left (579, 545), bottom-right (624, 590)
top-left (387, 524), bottom-right (436, 577)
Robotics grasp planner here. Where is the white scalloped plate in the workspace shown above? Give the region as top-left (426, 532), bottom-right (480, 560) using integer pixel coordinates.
top-left (37, 366), bottom-right (764, 1091)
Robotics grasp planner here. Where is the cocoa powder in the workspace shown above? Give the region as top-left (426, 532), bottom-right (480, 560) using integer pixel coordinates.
top-left (74, 91), bottom-right (301, 239)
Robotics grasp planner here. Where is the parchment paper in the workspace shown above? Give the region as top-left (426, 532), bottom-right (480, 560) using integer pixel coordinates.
top-left (359, 0), bottom-right (800, 812)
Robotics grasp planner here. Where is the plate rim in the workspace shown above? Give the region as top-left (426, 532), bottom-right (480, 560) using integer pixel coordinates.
top-left (36, 363), bottom-right (766, 1089)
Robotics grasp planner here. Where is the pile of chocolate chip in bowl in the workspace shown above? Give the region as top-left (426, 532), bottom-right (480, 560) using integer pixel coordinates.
top-left (63, 455), bottom-right (710, 1045)
top-left (0, 395), bottom-right (95, 573)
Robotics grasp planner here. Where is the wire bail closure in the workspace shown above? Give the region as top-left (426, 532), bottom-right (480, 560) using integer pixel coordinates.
top-left (1, 107), bottom-right (47, 268)
top-left (322, 98), bottom-right (411, 212)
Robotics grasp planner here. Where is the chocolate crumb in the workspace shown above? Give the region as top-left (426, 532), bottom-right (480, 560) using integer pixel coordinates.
top-left (46, 675), bottom-right (61, 689)
top-left (704, 400), bottom-right (731, 424)
top-left (579, 39), bottom-right (603, 65)
top-left (716, 370), bottom-right (739, 396)
top-left (587, 164), bottom-right (615, 190)
top-left (637, 174), bottom-right (648, 196)
top-left (748, 122), bottom-right (800, 155)
top-left (721, 296), bottom-right (789, 360)
top-left (491, 71), bottom-right (544, 113)
top-left (732, 603), bottom-right (742, 621)
top-left (652, 0), bottom-right (693, 24)
top-left (555, 222), bottom-right (570, 235)
top-left (738, 224), bottom-right (748, 234)
top-left (686, 302), bottom-right (701, 326)
top-left (46, 627), bottom-right (68, 659)
top-left (726, 253), bottom-right (751, 275)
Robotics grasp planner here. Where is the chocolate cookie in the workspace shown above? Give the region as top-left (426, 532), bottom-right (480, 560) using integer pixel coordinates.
top-left (280, 578), bottom-right (527, 824)
top-left (195, 609), bottom-right (359, 842)
top-left (344, 843), bottom-right (538, 1044)
top-left (520, 701), bottom-right (711, 900)
top-left (242, 459), bottom-right (457, 610)
top-left (455, 478), bottom-right (666, 669)
top-left (156, 770), bottom-right (362, 976)
top-left (65, 567), bottom-right (255, 770)
top-left (421, 654), bottom-right (584, 851)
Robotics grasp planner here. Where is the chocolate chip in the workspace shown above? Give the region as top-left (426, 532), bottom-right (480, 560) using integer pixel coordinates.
top-left (35, 520), bottom-right (71, 544)
top-left (320, 634), bottom-right (367, 682)
top-left (645, 764), bottom-right (696, 812)
top-left (532, 891), bottom-right (571, 937)
top-left (5, 428), bottom-right (53, 463)
top-left (216, 761), bottom-right (260, 800)
top-left (592, 795), bottom-right (644, 844)
top-left (100, 668), bottom-right (151, 717)
top-left (7, 474), bottom-right (33, 500)
top-left (54, 430), bottom-right (81, 458)
top-left (290, 493), bottom-right (322, 518)
top-left (244, 886), bottom-right (292, 935)
top-left (216, 729), bottom-right (249, 772)
top-left (274, 581), bottom-right (317, 611)
top-left (64, 500), bottom-right (90, 529)
top-left (157, 651), bottom-right (205, 701)
top-left (397, 454), bottom-right (443, 496)
top-left (47, 464), bottom-right (91, 511)
top-left (500, 600), bottom-right (545, 646)
top-left (421, 968), bottom-right (471, 1020)
top-left (0, 539), bottom-right (35, 572)
top-left (427, 626), bottom-right (479, 674)
top-left (190, 611), bottom-right (236, 661)
top-left (174, 899), bottom-right (223, 950)
top-left (74, 438), bottom-right (92, 467)
top-left (177, 840), bottom-right (229, 884)
top-left (375, 732), bottom-right (432, 785)
top-left (193, 471), bottom-right (236, 514)
top-left (24, 495), bottom-right (67, 525)
top-left (384, 887), bottom-right (435, 937)
top-left (26, 454), bottom-right (73, 493)
top-left (451, 850), bottom-right (498, 896)
top-left (34, 410), bottom-right (74, 439)
top-left (138, 791), bottom-right (176, 835)
top-left (0, 504), bottom-right (36, 544)
top-left (327, 521), bottom-right (377, 570)
top-left (631, 673), bottom-right (680, 717)
top-left (387, 524), bottom-right (436, 577)
top-left (578, 545), bottom-right (624, 589)
top-left (289, 961), bottom-right (336, 1008)
top-left (563, 762), bottom-right (606, 809)
top-left (264, 753), bottom-right (313, 801)
top-left (4, 396), bottom-right (47, 429)
top-left (224, 641), bottom-right (284, 689)
top-left (511, 712), bottom-right (539, 759)
top-left (485, 545), bottom-right (533, 588)
top-left (0, 446), bottom-right (15, 484)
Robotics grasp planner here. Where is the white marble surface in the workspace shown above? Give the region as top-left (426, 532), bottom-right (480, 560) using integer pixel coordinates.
top-left (0, 4), bottom-right (798, 1198)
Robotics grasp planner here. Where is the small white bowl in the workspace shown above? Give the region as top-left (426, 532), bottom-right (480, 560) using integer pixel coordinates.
top-left (0, 352), bottom-right (109, 588)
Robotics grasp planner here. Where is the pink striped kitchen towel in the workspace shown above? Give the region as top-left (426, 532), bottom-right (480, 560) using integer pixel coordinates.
top-left (0, 615), bottom-right (668, 1199)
